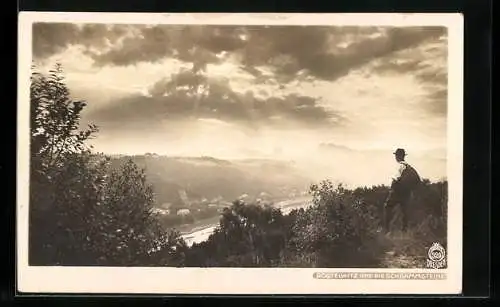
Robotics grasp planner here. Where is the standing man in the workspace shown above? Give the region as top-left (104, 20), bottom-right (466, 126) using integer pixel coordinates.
top-left (384, 148), bottom-right (421, 233)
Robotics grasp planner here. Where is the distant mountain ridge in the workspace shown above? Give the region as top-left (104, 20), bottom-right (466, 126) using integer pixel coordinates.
top-left (318, 143), bottom-right (355, 152)
top-left (108, 154), bottom-right (311, 208)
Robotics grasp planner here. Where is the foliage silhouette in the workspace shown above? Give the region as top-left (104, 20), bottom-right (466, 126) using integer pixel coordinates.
top-left (29, 64), bottom-right (184, 266)
top-left (184, 180), bottom-right (447, 268)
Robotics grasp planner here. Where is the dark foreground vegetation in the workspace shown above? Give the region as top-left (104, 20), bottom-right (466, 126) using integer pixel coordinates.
top-left (29, 65), bottom-right (447, 268)
top-left (184, 179), bottom-right (446, 268)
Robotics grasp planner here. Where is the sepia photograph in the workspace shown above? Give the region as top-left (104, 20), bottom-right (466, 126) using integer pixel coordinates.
top-left (17, 13), bottom-right (463, 294)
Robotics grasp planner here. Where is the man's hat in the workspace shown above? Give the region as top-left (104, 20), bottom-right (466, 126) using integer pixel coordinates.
top-left (393, 148), bottom-right (406, 156)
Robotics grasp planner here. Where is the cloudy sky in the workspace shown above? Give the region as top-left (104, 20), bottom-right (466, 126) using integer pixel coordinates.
top-left (31, 23), bottom-right (448, 184)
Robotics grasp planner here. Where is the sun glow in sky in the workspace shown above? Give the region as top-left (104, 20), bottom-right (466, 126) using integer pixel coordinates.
top-left (32, 23), bottom-right (448, 186)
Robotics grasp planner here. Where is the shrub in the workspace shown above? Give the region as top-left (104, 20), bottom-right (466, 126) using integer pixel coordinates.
top-left (29, 64), bottom-right (184, 266)
top-left (184, 201), bottom-right (291, 267)
top-left (284, 180), bottom-right (384, 267)
top-left (182, 179), bottom-right (448, 269)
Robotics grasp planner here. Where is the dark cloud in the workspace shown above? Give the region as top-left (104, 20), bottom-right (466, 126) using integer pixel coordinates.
top-left (415, 70), bottom-right (448, 85)
top-left (366, 31), bottom-right (448, 116)
top-left (288, 26), bottom-right (446, 81)
top-left (89, 92), bottom-right (341, 131)
top-left (371, 32), bottom-right (447, 86)
top-left (32, 23), bottom-right (127, 60)
top-left (87, 69), bottom-right (343, 131)
top-left (32, 23), bottom-right (79, 59)
top-left (89, 25), bottom-right (243, 67)
top-left (33, 23), bottom-right (447, 84)
top-left (372, 58), bottom-right (423, 75)
top-left (425, 88), bottom-right (448, 115)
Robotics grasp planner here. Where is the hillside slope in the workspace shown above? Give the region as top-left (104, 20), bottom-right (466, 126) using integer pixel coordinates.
top-left (109, 155), bottom-right (313, 207)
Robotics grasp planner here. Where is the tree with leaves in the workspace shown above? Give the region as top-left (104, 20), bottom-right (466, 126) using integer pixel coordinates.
top-left (184, 201), bottom-right (291, 267)
top-left (30, 63), bottom-right (103, 264)
top-left (29, 63), bottom-right (185, 266)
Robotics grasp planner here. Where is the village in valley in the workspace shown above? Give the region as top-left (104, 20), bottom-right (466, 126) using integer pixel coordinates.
top-left (152, 185), bottom-right (309, 228)
top-left (106, 153), bottom-right (312, 229)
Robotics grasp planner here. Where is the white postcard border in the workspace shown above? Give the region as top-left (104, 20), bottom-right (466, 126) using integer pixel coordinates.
top-left (17, 12), bottom-right (463, 294)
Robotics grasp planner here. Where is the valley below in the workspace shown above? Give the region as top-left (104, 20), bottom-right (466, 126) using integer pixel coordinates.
top-left (180, 196), bottom-right (313, 246)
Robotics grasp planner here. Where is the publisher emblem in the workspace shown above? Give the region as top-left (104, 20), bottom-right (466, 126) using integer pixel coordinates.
top-left (426, 242), bottom-right (446, 269)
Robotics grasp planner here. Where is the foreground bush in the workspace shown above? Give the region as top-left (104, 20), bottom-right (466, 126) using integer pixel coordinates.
top-left (29, 64), bottom-right (184, 266)
top-left (183, 179), bottom-right (447, 268)
top-left (283, 181), bottom-right (384, 267)
top-left (184, 201), bottom-right (293, 267)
